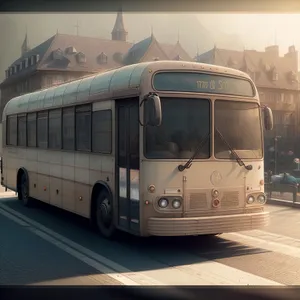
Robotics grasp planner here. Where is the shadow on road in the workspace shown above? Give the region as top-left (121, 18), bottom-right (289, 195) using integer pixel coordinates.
top-left (0, 197), bottom-right (270, 285)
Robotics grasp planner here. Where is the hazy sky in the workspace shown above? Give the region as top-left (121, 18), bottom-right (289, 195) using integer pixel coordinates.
top-left (198, 14), bottom-right (300, 54)
top-left (1, 13), bottom-right (300, 77)
top-left (4, 13), bottom-right (300, 53)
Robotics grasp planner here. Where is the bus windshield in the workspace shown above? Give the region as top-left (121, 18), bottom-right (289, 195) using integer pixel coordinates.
top-left (214, 100), bottom-right (263, 159)
top-left (145, 97), bottom-right (210, 159)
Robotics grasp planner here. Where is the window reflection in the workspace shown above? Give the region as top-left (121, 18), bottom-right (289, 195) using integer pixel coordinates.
top-left (145, 98), bottom-right (210, 159)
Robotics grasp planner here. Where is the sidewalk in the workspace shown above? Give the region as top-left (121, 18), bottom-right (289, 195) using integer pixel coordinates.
top-left (268, 191), bottom-right (300, 208)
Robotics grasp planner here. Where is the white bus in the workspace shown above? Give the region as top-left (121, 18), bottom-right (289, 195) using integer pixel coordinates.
top-left (1, 61), bottom-right (273, 238)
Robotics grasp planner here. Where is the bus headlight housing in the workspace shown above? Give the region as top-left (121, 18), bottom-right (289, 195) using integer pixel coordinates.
top-left (247, 195), bottom-right (255, 204)
top-left (158, 198), bottom-right (169, 208)
top-left (257, 194), bottom-right (266, 204)
top-left (172, 198), bottom-right (181, 209)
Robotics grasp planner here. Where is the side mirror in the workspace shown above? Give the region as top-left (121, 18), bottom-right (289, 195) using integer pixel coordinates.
top-left (264, 106), bottom-right (273, 131)
top-left (141, 92), bottom-right (162, 127)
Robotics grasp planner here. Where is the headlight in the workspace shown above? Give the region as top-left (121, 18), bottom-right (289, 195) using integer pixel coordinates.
top-left (257, 194), bottom-right (266, 204)
top-left (172, 199), bottom-right (181, 209)
top-left (247, 195), bottom-right (255, 204)
top-left (158, 198), bottom-right (169, 208)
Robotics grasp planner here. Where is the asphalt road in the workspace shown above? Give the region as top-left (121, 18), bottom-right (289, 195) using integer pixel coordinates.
top-left (1, 188), bottom-right (300, 286)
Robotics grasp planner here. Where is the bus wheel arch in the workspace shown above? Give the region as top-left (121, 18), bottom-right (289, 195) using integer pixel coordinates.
top-left (90, 181), bottom-right (116, 238)
top-left (16, 168), bottom-right (33, 207)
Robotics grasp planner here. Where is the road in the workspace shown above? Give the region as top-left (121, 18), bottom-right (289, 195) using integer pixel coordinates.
top-left (1, 187), bottom-right (300, 286)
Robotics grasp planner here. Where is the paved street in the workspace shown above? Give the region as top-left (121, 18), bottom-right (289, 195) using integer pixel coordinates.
top-left (1, 188), bottom-right (300, 286)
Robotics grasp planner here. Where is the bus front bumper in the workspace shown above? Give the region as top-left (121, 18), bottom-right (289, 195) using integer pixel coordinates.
top-left (147, 211), bottom-right (269, 236)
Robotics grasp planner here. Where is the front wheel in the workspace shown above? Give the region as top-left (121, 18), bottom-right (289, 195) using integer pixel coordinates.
top-left (19, 174), bottom-right (33, 207)
top-left (95, 189), bottom-right (116, 238)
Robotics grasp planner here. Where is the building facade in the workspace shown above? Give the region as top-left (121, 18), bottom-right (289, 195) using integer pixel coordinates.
top-left (196, 45), bottom-right (300, 171)
top-left (0, 11), bottom-right (192, 122)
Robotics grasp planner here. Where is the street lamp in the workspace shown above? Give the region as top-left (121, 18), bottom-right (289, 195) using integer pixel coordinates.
top-left (274, 135), bottom-right (281, 175)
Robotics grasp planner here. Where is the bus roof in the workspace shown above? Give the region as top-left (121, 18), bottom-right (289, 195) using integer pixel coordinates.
top-left (3, 60), bottom-right (251, 117)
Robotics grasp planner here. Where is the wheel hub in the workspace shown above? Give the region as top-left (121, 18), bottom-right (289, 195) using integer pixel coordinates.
top-left (99, 198), bottom-right (111, 225)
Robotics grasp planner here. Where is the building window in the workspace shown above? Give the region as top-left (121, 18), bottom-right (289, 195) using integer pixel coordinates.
top-left (17, 115), bottom-right (27, 146)
top-left (76, 104), bottom-right (91, 151)
top-left (49, 109), bottom-right (62, 149)
top-left (62, 107), bottom-right (75, 150)
top-left (6, 115), bottom-right (17, 146)
top-left (27, 113), bottom-right (37, 147)
top-left (92, 110), bottom-right (112, 153)
top-left (37, 111), bottom-right (48, 148)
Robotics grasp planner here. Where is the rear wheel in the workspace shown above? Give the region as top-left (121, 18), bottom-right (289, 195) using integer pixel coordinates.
top-left (19, 173), bottom-right (33, 207)
top-left (95, 189), bottom-right (116, 238)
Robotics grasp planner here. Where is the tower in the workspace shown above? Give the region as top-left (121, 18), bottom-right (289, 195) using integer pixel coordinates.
top-left (21, 31), bottom-right (30, 56)
top-left (111, 9), bottom-right (128, 42)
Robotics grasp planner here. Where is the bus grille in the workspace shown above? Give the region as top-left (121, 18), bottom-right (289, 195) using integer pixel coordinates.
top-left (189, 193), bottom-right (207, 209)
top-left (221, 191), bottom-right (239, 208)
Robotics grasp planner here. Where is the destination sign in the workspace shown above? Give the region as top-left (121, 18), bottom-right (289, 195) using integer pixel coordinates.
top-left (153, 72), bottom-right (255, 97)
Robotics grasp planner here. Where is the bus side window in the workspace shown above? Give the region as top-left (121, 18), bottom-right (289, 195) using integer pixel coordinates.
top-left (62, 107), bottom-right (75, 150)
top-left (6, 115), bottom-right (17, 146)
top-left (92, 109), bottom-right (112, 154)
top-left (49, 109), bottom-right (62, 150)
top-left (76, 105), bottom-right (91, 152)
top-left (17, 115), bottom-right (27, 147)
top-left (27, 113), bottom-right (37, 147)
top-left (37, 111), bottom-right (48, 149)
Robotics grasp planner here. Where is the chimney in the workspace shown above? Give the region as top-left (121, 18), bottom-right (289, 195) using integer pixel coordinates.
top-left (284, 45), bottom-right (298, 72)
top-left (265, 45), bottom-right (279, 58)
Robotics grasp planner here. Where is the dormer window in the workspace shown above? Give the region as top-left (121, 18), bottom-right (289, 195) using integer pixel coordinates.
top-left (288, 71), bottom-right (298, 83)
top-left (25, 58), bottom-right (29, 68)
top-left (98, 52), bottom-right (108, 64)
top-left (52, 48), bottom-right (64, 60)
top-left (113, 52), bottom-right (123, 63)
top-left (272, 69), bottom-right (278, 81)
top-left (76, 52), bottom-right (86, 64)
top-left (65, 46), bottom-right (77, 55)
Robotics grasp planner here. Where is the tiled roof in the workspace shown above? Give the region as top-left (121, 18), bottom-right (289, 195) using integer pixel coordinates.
top-left (123, 36), bottom-right (153, 65)
top-left (196, 47), bottom-right (299, 91)
top-left (1, 35), bottom-right (56, 85)
top-left (2, 33), bottom-right (193, 86)
top-left (161, 41), bottom-right (192, 61)
top-left (38, 33), bottom-right (133, 72)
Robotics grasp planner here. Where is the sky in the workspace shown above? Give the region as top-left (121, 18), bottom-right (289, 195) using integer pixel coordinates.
top-left (198, 14), bottom-right (300, 54)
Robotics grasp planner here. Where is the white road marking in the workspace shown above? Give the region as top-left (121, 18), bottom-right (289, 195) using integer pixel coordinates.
top-left (226, 230), bottom-right (300, 259)
top-left (0, 207), bottom-right (141, 286)
top-left (0, 200), bottom-right (282, 286)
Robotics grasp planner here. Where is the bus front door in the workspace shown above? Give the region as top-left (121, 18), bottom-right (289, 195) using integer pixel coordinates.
top-left (116, 98), bottom-right (140, 233)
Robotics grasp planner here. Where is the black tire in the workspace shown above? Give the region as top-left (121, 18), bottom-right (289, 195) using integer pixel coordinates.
top-left (19, 173), bottom-right (33, 207)
top-left (95, 189), bottom-right (116, 238)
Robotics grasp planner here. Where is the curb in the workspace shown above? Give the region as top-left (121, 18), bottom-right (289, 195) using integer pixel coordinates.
top-left (267, 198), bottom-right (300, 209)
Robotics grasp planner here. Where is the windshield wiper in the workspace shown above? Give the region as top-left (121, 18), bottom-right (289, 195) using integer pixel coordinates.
top-left (215, 128), bottom-right (253, 171)
top-left (178, 132), bottom-right (210, 172)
